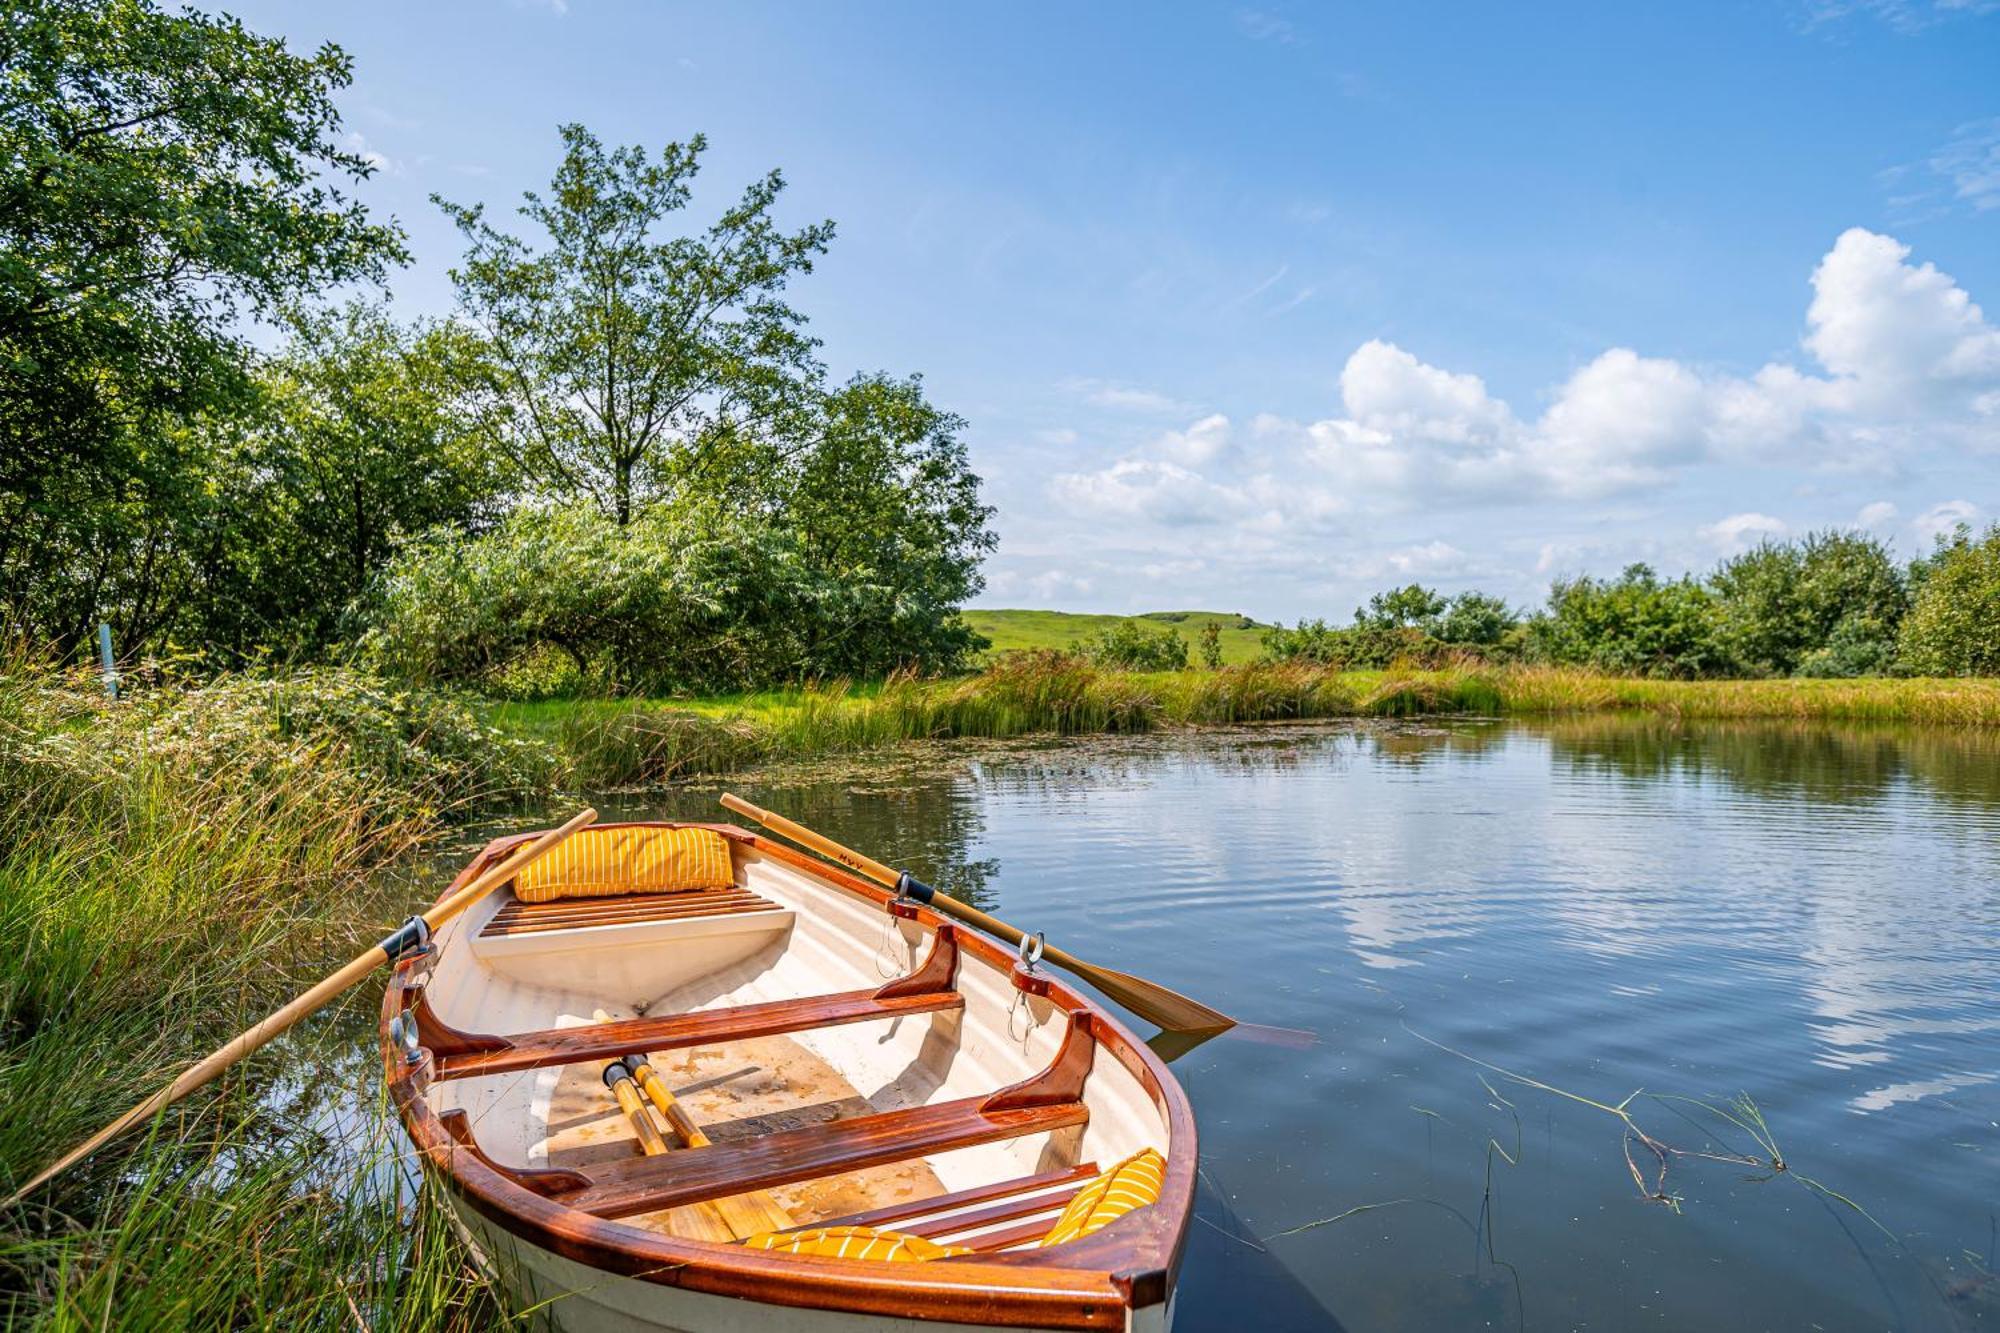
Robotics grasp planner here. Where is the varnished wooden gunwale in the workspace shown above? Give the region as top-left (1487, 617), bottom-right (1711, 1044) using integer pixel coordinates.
top-left (382, 821), bottom-right (1198, 1329)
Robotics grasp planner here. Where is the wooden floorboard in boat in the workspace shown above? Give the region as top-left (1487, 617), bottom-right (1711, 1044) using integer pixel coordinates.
top-left (481, 886), bottom-right (782, 937)
top-left (539, 1030), bottom-right (946, 1237)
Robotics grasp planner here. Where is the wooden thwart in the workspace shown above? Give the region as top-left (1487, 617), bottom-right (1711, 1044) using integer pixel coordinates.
top-left (424, 927), bottom-right (965, 1080)
top-left (548, 1011), bottom-right (1097, 1221)
top-left (556, 1094), bottom-right (1089, 1220)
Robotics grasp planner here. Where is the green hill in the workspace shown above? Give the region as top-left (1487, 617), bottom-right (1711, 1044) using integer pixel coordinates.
top-left (963, 609), bottom-right (1273, 665)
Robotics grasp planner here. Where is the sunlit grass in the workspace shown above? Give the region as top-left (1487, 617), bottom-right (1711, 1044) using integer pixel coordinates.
top-left (499, 657), bottom-right (2000, 788)
top-left (0, 659), bottom-right (517, 1326)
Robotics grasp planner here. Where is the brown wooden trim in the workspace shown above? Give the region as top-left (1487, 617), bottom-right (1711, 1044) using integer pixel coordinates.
top-left (872, 923), bottom-right (959, 1000)
top-left (438, 1109), bottom-right (592, 1198)
top-left (982, 1011), bottom-right (1095, 1113)
top-left (552, 1092), bottom-right (1089, 1219)
top-left (405, 983), bottom-right (513, 1060)
top-left (381, 821), bottom-right (1197, 1328)
top-left (434, 987), bottom-right (963, 1081)
top-left (801, 1162), bottom-right (1099, 1233)
top-left (963, 1216), bottom-right (1067, 1253)
top-left (905, 1185), bottom-right (1084, 1242)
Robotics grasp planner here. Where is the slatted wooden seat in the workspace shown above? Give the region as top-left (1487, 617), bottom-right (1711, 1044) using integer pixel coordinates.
top-left (792, 1161), bottom-right (1100, 1252)
top-left (480, 885), bottom-right (782, 938)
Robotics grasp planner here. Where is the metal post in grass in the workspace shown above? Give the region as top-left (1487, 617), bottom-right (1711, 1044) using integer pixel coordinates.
top-left (97, 622), bottom-right (118, 699)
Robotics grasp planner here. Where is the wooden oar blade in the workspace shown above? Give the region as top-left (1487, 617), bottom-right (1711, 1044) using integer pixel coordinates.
top-left (1069, 962), bottom-right (1236, 1036)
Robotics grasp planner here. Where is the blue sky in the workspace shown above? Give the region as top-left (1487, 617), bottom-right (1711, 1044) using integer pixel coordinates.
top-left (233, 0), bottom-right (2000, 621)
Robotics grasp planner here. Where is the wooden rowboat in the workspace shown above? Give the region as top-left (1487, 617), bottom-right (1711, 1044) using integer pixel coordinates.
top-left (380, 821), bottom-right (1197, 1331)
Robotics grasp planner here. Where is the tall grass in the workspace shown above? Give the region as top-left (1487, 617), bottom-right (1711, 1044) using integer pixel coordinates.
top-left (511, 656), bottom-right (2000, 788)
top-left (0, 660), bottom-right (527, 1327)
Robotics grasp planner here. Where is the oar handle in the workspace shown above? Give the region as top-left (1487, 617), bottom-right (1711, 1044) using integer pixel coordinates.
top-left (6, 808), bottom-right (597, 1204)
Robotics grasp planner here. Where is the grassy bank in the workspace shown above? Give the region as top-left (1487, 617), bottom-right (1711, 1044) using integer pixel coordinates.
top-left (0, 664), bottom-right (534, 1328)
top-left (504, 658), bottom-right (2000, 788)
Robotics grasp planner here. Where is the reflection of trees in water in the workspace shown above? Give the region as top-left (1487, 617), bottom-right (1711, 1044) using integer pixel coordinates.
top-left (671, 776), bottom-right (1002, 912)
top-left (1365, 721), bottom-right (1512, 768)
top-left (1532, 715), bottom-right (2000, 813)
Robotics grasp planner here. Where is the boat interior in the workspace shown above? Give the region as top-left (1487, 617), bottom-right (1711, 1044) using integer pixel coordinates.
top-left (384, 822), bottom-right (1185, 1265)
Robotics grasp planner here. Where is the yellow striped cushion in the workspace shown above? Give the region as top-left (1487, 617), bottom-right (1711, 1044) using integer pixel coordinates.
top-left (743, 1226), bottom-right (972, 1262)
top-left (514, 826), bottom-right (736, 903)
top-left (1038, 1148), bottom-right (1166, 1248)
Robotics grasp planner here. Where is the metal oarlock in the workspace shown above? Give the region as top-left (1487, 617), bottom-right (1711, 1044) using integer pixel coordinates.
top-left (1016, 931), bottom-right (1046, 973)
top-left (387, 1012), bottom-right (422, 1062)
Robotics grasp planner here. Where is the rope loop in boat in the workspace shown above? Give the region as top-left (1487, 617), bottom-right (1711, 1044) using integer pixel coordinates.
top-left (874, 910), bottom-right (910, 980)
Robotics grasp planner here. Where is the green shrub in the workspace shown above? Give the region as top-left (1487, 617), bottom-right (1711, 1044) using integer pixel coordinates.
top-left (1710, 531), bottom-right (1906, 677)
top-left (1898, 525), bottom-right (2000, 676)
top-left (357, 502), bottom-right (984, 695)
top-left (1072, 620), bottom-right (1190, 671)
top-left (1526, 564), bottom-right (1725, 678)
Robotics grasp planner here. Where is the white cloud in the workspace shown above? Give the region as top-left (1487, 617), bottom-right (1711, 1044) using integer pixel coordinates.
top-left (1051, 228), bottom-right (2000, 543)
top-left (1855, 500), bottom-right (1899, 529)
top-left (1913, 499), bottom-right (1981, 544)
top-left (1059, 377), bottom-right (1199, 415)
top-left (1701, 512), bottom-right (1790, 553)
top-left (342, 131), bottom-right (400, 177)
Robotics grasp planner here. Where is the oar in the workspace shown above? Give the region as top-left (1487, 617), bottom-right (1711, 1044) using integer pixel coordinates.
top-left (589, 1010), bottom-right (791, 1240)
top-left (623, 1054), bottom-right (794, 1236)
top-left (719, 793), bottom-right (1234, 1035)
top-left (6, 808), bottom-right (599, 1205)
top-left (598, 1056), bottom-right (737, 1244)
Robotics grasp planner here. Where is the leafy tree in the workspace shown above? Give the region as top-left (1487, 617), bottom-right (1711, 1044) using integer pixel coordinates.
top-left (1710, 531), bottom-right (1906, 677)
top-left (1435, 591), bottom-right (1517, 646)
top-left (437, 125), bottom-right (833, 525)
top-left (0, 0), bottom-right (404, 654)
top-left (1898, 525), bottom-right (2000, 677)
top-left (183, 304), bottom-right (512, 655)
top-left (739, 373), bottom-right (994, 669)
top-left (1198, 621), bottom-right (1223, 669)
top-left (1527, 563), bottom-right (1724, 677)
top-left (1355, 584), bottom-right (1448, 633)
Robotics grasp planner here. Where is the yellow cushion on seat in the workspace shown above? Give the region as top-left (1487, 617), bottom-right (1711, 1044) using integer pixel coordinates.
top-left (743, 1225), bottom-right (972, 1262)
top-left (514, 826), bottom-right (735, 903)
top-left (1038, 1148), bottom-right (1166, 1248)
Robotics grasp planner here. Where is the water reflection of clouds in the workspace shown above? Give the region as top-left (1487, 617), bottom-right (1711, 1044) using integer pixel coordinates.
top-left (970, 718), bottom-right (2000, 1116)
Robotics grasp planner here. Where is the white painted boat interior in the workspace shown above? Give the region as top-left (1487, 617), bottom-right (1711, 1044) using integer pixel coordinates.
top-left (416, 839), bottom-right (1167, 1246)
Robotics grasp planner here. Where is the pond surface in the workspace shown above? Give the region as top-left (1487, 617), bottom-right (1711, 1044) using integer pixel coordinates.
top-left (368, 716), bottom-right (2000, 1330)
top-left (577, 715), bottom-right (2000, 1332)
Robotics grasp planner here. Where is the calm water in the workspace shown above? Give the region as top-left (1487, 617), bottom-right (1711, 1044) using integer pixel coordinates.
top-left (587, 716), bottom-right (2000, 1332)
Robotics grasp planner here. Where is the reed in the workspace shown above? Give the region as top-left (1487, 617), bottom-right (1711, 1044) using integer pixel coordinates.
top-left (502, 659), bottom-right (2000, 788)
top-left (0, 660), bottom-right (520, 1325)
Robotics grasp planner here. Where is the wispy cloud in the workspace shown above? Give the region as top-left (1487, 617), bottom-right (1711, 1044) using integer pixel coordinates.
top-left (1236, 9), bottom-right (1296, 43)
top-left (342, 130), bottom-right (401, 177)
top-left (1059, 377), bottom-right (1200, 416)
top-left (1801, 0), bottom-right (1998, 32)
